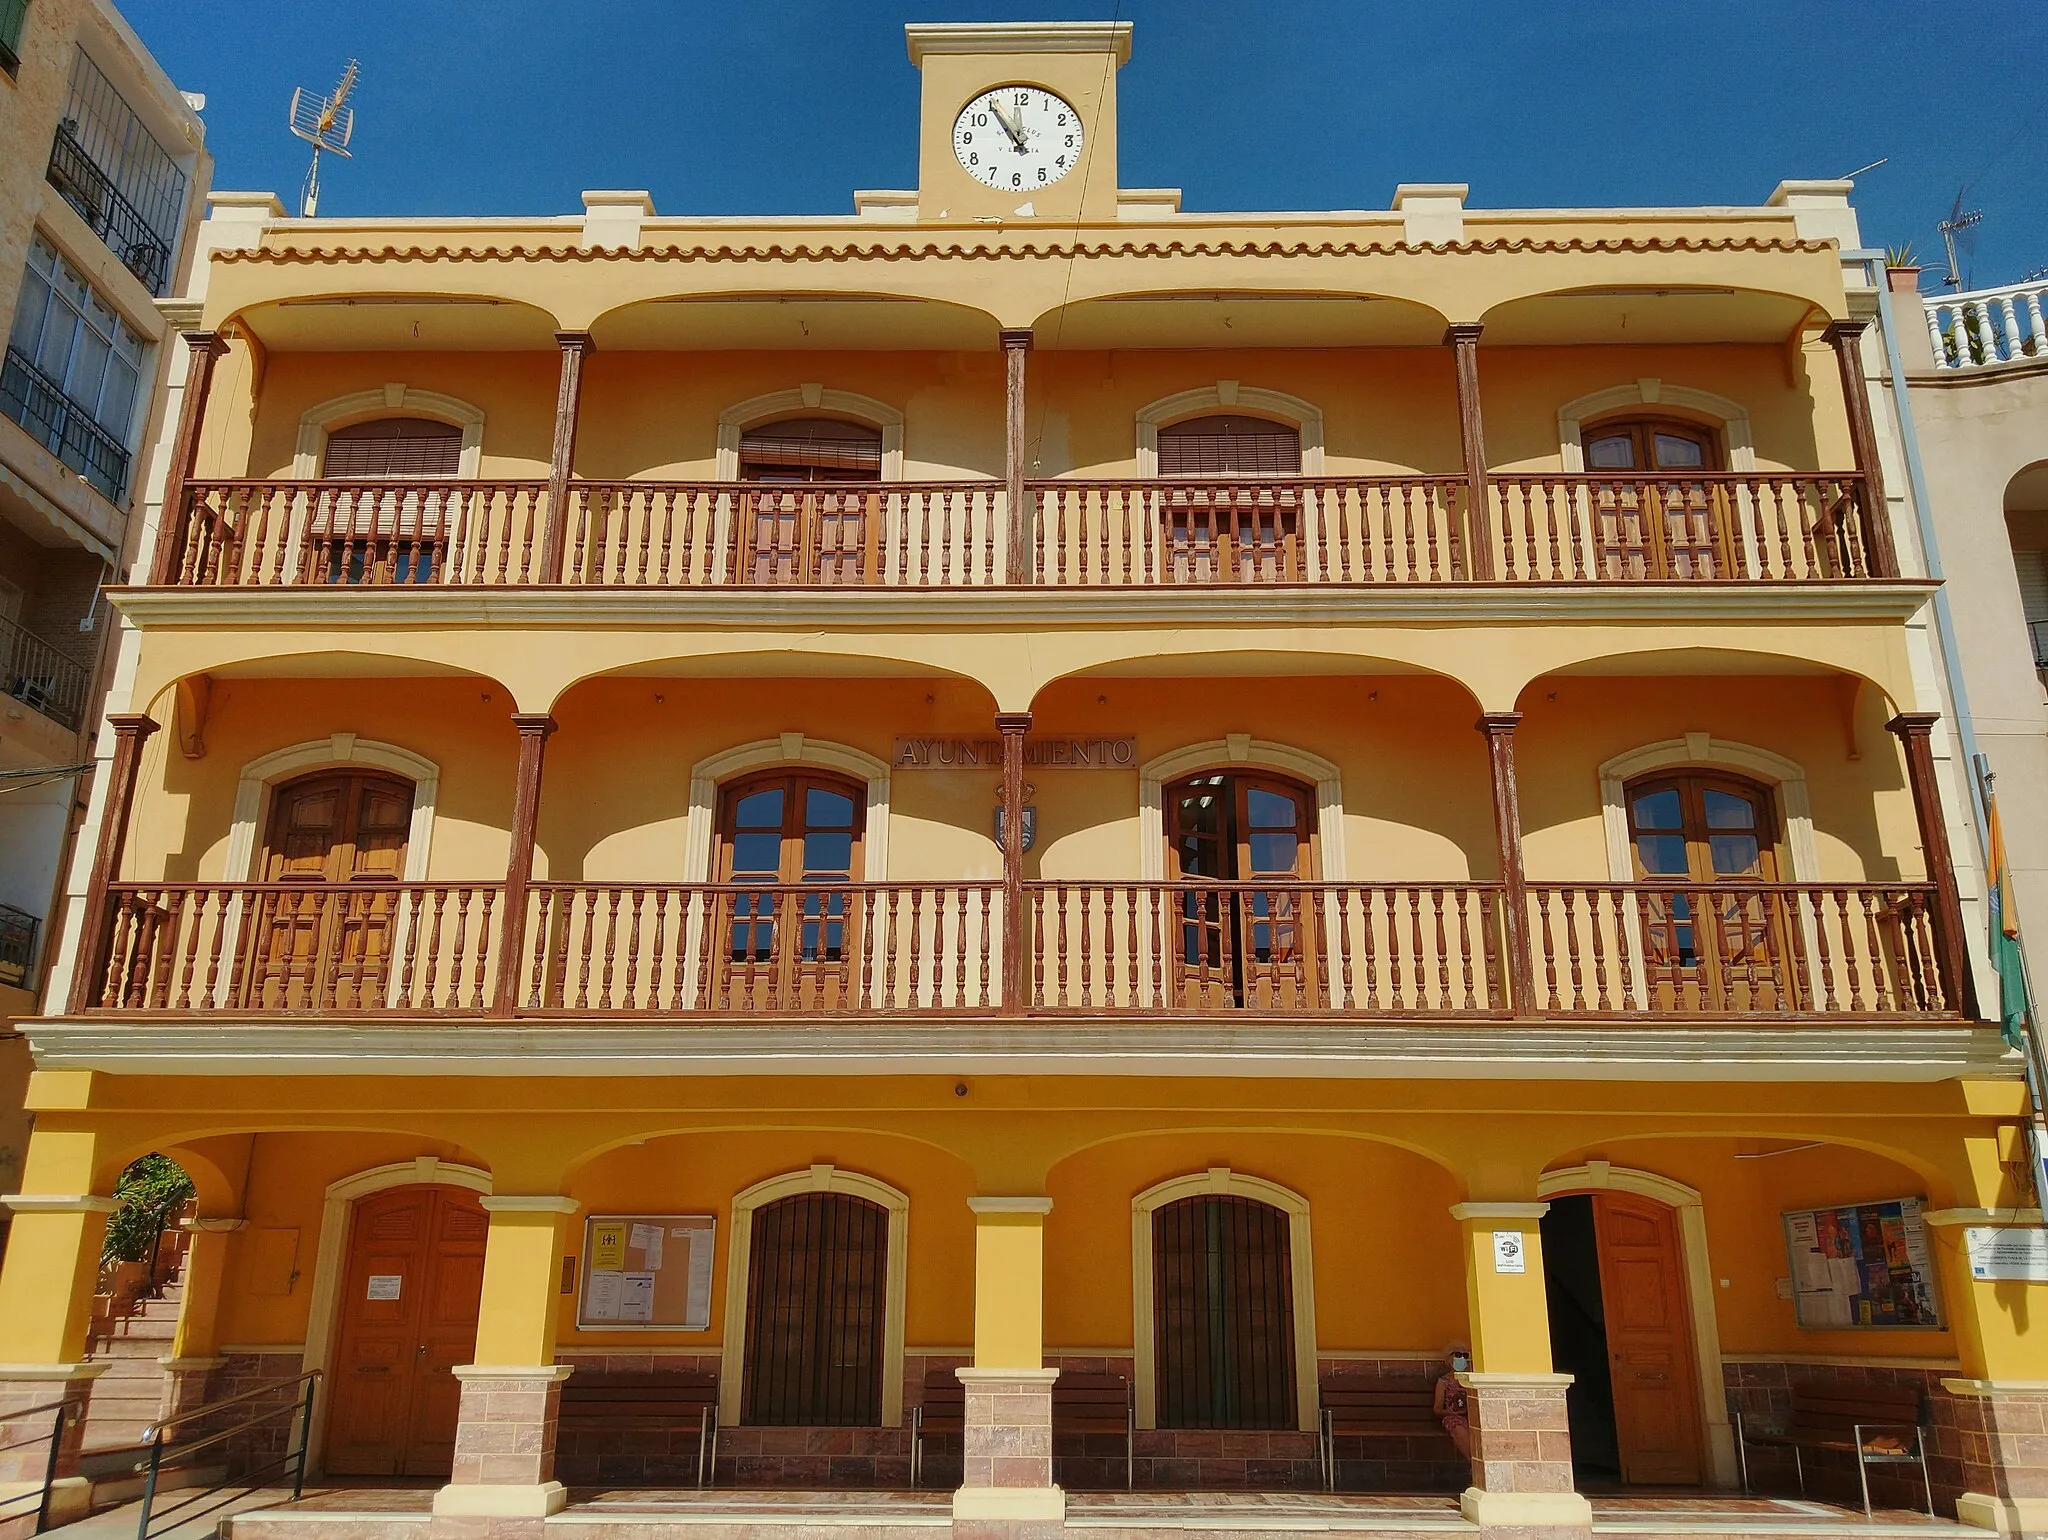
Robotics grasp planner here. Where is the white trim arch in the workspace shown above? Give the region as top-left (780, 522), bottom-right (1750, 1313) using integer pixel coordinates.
top-left (1130, 1167), bottom-right (1319, 1434)
top-left (1139, 738), bottom-right (1346, 881)
top-left (684, 736), bottom-right (891, 882)
top-left (715, 388), bottom-right (906, 481)
top-left (717, 1163), bottom-right (909, 1428)
top-left (300, 1157), bottom-right (493, 1475)
top-left (1135, 384), bottom-right (1326, 477)
top-left (226, 736), bottom-right (441, 882)
top-left (1597, 736), bottom-right (1817, 883)
top-left (292, 387), bottom-right (487, 478)
top-left (1557, 380), bottom-right (1756, 473)
top-left (1537, 1162), bottom-right (1736, 1489)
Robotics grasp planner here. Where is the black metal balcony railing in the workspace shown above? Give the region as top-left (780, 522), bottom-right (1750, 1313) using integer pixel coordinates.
top-left (46, 122), bottom-right (172, 296)
top-left (0, 902), bottom-right (40, 989)
top-left (0, 611), bottom-right (91, 730)
top-left (1, 345), bottom-right (131, 504)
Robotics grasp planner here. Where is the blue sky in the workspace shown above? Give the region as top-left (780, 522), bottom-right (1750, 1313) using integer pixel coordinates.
top-left (125, 0), bottom-right (2046, 291)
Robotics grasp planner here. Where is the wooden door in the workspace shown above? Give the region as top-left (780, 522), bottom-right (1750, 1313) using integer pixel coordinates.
top-left (1167, 773), bottom-right (1315, 1008)
top-left (716, 773), bottom-right (863, 1008)
top-left (740, 1192), bottom-right (887, 1426)
top-left (1626, 773), bottom-right (1791, 1012)
top-left (738, 419), bottom-right (883, 584)
top-left (1591, 1192), bottom-right (1702, 1486)
top-left (1151, 1194), bottom-right (1297, 1429)
top-left (1157, 415), bottom-right (1303, 583)
top-left (250, 772), bottom-right (415, 1009)
top-left (1584, 419), bottom-right (1727, 580)
top-left (318, 417), bottom-right (461, 584)
top-left (326, 1186), bottom-right (488, 1477)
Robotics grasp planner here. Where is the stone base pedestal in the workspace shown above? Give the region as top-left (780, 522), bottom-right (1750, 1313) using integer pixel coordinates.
top-left (157, 1356), bottom-right (226, 1423)
top-left (953, 1367), bottom-right (1062, 1540)
top-left (0, 1368), bottom-right (105, 1540)
top-left (1947, 1380), bottom-right (2048, 1536)
top-left (1459, 1371), bottom-right (1592, 1539)
top-left (430, 1366), bottom-right (571, 1540)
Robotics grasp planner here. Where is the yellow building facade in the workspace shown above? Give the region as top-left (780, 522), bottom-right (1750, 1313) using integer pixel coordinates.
top-left (0, 21), bottom-right (2040, 1540)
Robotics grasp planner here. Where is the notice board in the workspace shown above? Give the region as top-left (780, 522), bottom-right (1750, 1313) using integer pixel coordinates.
top-left (577, 1214), bottom-right (716, 1331)
top-left (1781, 1196), bottom-right (1942, 1330)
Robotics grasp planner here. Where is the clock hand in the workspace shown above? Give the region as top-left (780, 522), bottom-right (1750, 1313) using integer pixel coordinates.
top-left (992, 101), bottom-right (1028, 151)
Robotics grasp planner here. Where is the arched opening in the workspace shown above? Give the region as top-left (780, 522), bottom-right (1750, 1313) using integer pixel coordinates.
top-left (81, 1154), bottom-right (198, 1457)
top-left (1164, 769), bottom-right (1317, 1009)
top-left (2004, 459), bottom-right (2048, 672)
top-left (1623, 770), bottom-right (1789, 1012)
top-left (1580, 412), bottom-right (1730, 581)
top-left (248, 768), bottom-right (417, 1011)
top-left (1157, 414), bottom-right (1304, 583)
top-left (739, 1189), bottom-right (891, 1427)
top-left (1150, 1191), bottom-right (1298, 1431)
top-left (715, 770), bottom-right (865, 1010)
top-left (735, 417), bottom-right (887, 585)
top-left (298, 398), bottom-right (483, 587)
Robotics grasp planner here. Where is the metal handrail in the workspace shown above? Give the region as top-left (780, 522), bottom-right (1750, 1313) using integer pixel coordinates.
top-left (0, 1397), bottom-right (83, 1533)
top-left (134, 1370), bottom-right (319, 1540)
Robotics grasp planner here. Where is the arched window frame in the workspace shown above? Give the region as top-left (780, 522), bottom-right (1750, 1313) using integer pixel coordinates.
top-left (1557, 381), bottom-right (1756, 473)
top-left (294, 387), bottom-right (486, 479)
top-left (1139, 738), bottom-right (1345, 882)
top-left (716, 389), bottom-right (905, 481)
top-left (685, 737), bottom-right (891, 883)
top-left (1597, 736), bottom-right (1816, 884)
top-left (1130, 1167), bottom-right (1318, 1434)
top-left (226, 736), bottom-right (439, 882)
top-left (1135, 384), bottom-right (1325, 477)
top-left (718, 1163), bottom-right (909, 1429)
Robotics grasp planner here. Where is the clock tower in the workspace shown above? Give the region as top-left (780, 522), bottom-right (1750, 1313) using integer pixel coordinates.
top-left (906, 22), bottom-right (1130, 224)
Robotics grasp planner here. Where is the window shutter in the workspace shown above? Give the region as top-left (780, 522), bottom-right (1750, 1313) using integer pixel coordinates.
top-left (323, 418), bottom-right (464, 478)
top-left (739, 418), bottom-right (884, 475)
top-left (2014, 549), bottom-right (2048, 626)
top-left (1158, 415), bottom-right (1301, 477)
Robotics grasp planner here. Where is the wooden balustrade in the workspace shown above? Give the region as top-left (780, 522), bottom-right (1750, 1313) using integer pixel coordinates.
top-left (1022, 881), bottom-right (1507, 1013)
top-left (518, 882), bottom-right (1003, 1012)
top-left (1525, 882), bottom-right (1954, 1017)
top-left (1487, 473), bottom-right (1876, 582)
top-left (161, 473), bottom-right (1889, 589)
top-left (74, 878), bottom-right (1960, 1021)
top-left (1027, 477), bottom-right (1470, 585)
top-left (173, 480), bottom-right (551, 586)
top-left (87, 882), bottom-right (504, 1012)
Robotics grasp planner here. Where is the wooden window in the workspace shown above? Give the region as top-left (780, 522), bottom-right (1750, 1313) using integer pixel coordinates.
top-left (252, 770), bottom-right (416, 1010)
top-left (737, 418), bottom-right (883, 585)
top-left (1625, 772), bottom-right (1790, 1009)
top-left (1165, 772), bottom-right (1316, 1009)
top-left (1152, 1193), bottom-right (1297, 1430)
top-left (1157, 415), bottom-right (1303, 583)
top-left (714, 772), bottom-right (864, 1009)
top-left (317, 418), bottom-right (463, 585)
top-left (1582, 416), bottom-right (1734, 581)
top-left (741, 1191), bottom-right (888, 1426)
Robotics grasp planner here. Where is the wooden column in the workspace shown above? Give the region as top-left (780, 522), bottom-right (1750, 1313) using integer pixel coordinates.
top-left (1445, 323), bottom-right (1493, 581)
top-left (147, 332), bottom-right (227, 585)
top-left (538, 332), bottom-right (595, 585)
top-left (1823, 319), bottom-right (1900, 579)
top-left (493, 713), bottom-right (557, 1013)
top-left (1477, 712), bottom-right (1534, 1014)
top-left (1887, 712), bottom-right (1979, 1018)
top-left (1002, 329), bottom-right (1033, 584)
top-left (998, 711), bottom-right (1032, 1009)
top-left (66, 714), bottom-right (159, 1012)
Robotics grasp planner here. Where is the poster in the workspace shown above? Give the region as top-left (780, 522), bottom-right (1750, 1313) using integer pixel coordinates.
top-left (578, 1214), bottom-right (715, 1331)
top-left (1782, 1196), bottom-right (1942, 1330)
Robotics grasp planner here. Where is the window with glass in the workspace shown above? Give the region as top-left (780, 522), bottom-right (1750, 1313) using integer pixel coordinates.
top-left (3, 234), bottom-right (147, 501)
top-left (1165, 771), bottom-right (1316, 1008)
top-left (714, 772), bottom-right (865, 1008)
top-left (1582, 416), bottom-right (1730, 581)
top-left (0, 0), bottom-right (27, 73)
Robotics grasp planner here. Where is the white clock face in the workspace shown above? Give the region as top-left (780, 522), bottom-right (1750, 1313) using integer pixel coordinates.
top-left (952, 86), bottom-right (1084, 193)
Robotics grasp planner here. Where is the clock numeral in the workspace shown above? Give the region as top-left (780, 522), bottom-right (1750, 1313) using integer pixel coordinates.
top-left (1015, 92), bottom-right (1028, 104)
top-left (969, 153), bottom-right (978, 165)
top-left (1011, 173), bottom-right (1022, 187)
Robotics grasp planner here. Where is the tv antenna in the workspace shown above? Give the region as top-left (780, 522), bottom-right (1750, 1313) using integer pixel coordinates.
top-left (288, 59), bottom-right (358, 217)
top-left (1939, 191), bottom-right (1983, 290)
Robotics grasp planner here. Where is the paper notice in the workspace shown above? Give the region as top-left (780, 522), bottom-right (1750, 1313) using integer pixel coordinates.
top-left (366, 1274), bottom-right (402, 1301)
top-left (630, 1222), bottom-right (664, 1270)
top-left (686, 1228), bottom-right (716, 1329)
top-left (619, 1272), bottom-right (656, 1323)
top-left (591, 1223), bottom-right (627, 1272)
top-left (585, 1268), bottom-right (625, 1322)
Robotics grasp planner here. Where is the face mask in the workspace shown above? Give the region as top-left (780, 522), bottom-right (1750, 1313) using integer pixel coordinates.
top-left (1450, 1356), bottom-right (1470, 1372)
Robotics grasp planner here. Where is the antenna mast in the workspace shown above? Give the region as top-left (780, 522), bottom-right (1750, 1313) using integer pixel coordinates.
top-left (1939, 198), bottom-right (1983, 290)
top-left (288, 59), bottom-right (359, 217)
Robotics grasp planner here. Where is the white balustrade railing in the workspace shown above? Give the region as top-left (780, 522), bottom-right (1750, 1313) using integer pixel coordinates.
top-left (1925, 279), bottom-right (2048, 371)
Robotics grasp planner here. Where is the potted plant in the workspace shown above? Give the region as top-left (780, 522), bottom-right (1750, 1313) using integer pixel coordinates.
top-left (1884, 244), bottom-right (1922, 295)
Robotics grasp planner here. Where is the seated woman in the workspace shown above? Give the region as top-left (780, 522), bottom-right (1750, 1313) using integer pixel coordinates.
top-left (1433, 1344), bottom-right (1473, 1458)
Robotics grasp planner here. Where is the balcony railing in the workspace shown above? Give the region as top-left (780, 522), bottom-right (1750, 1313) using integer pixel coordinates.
top-left (1, 345), bottom-right (131, 503)
top-left (46, 122), bottom-right (172, 296)
top-left (0, 612), bottom-right (91, 730)
top-left (165, 472), bottom-right (1886, 590)
top-left (80, 877), bottom-right (1959, 1021)
top-left (1927, 279), bottom-right (2048, 372)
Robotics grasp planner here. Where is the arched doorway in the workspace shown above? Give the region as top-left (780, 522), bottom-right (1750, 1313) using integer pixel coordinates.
top-left (1582, 414), bottom-right (1727, 580)
top-left (1149, 1191), bottom-right (1298, 1430)
top-left (737, 417), bottom-right (884, 584)
top-left (324, 1184), bottom-right (487, 1476)
top-left (316, 416), bottom-right (465, 584)
top-left (714, 769), bottom-right (864, 1009)
top-left (738, 1189), bottom-right (890, 1427)
top-left (1164, 769), bottom-right (1316, 1008)
top-left (1156, 414), bottom-right (1303, 583)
